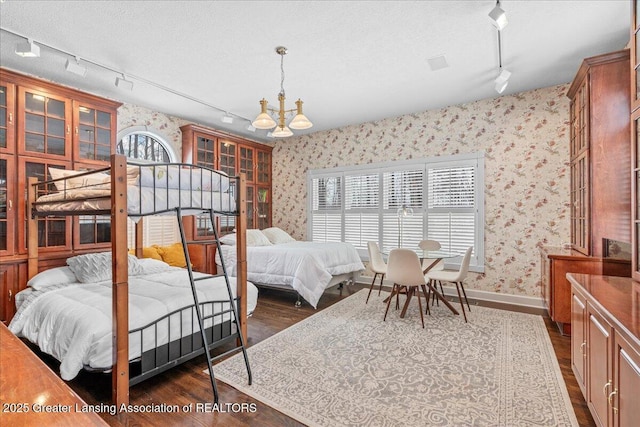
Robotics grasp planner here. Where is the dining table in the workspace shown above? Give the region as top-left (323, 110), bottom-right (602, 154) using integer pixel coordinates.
top-left (394, 249), bottom-right (461, 318)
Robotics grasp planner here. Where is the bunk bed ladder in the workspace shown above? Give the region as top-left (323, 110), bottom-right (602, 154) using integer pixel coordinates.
top-left (175, 208), bottom-right (252, 405)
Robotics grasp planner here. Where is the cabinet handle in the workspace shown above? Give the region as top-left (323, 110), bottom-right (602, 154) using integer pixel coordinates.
top-left (8, 112), bottom-right (13, 124)
top-left (607, 389), bottom-right (618, 414)
top-left (7, 200), bottom-right (12, 210)
top-left (580, 342), bottom-right (586, 355)
top-left (75, 126), bottom-right (79, 136)
top-left (66, 125), bottom-right (71, 134)
top-left (8, 289), bottom-right (12, 301)
top-left (602, 381), bottom-right (611, 397)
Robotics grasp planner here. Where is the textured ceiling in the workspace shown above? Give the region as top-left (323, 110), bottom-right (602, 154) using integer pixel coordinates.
top-left (0, 0), bottom-right (631, 143)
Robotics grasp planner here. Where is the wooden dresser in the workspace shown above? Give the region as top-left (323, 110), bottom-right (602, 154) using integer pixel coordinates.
top-left (0, 323), bottom-right (108, 426)
top-left (568, 273), bottom-right (640, 427)
top-left (540, 246), bottom-right (630, 335)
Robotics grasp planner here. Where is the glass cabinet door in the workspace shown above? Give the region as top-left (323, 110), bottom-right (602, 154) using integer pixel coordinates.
top-left (18, 87), bottom-right (71, 160)
top-left (18, 158), bottom-right (71, 253)
top-left (256, 187), bottom-right (270, 230)
top-left (246, 186), bottom-right (255, 229)
top-left (74, 102), bottom-right (113, 163)
top-left (239, 146), bottom-right (254, 183)
top-left (0, 83), bottom-right (15, 154)
top-left (633, 111), bottom-right (640, 281)
top-left (0, 155), bottom-right (14, 257)
top-left (633, 0), bottom-right (640, 111)
top-left (217, 140), bottom-right (237, 176)
top-left (195, 135), bottom-right (216, 168)
top-left (257, 150), bottom-right (271, 186)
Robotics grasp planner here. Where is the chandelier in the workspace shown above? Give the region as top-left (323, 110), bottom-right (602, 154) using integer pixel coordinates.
top-left (252, 46), bottom-right (313, 137)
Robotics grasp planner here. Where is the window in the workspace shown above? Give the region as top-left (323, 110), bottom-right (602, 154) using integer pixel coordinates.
top-left (116, 127), bottom-right (180, 247)
top-left (308, 152), bottom-right (484, 272)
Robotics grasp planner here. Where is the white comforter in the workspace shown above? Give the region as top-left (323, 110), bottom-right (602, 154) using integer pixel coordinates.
top-left (219, 241), bottom-right (364, 308)
top-left (9, 270), bottom-right (258, 381)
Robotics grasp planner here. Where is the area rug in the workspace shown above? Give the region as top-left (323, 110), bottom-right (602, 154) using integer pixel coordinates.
top-left (213, 290), bottom-right (578, 427)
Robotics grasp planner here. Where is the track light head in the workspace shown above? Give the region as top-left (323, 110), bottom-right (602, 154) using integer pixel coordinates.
top-left (115, 75), bottom-right (133, 91)
top-left (65, 57), bottom-right (87, 76)
top-left (15, 39), bottom-right (40, 57)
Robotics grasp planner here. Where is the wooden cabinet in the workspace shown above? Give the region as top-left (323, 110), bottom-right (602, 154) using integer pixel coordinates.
top-left (568, 274), bottom-right (640, 427)
top-left (567, 50), bottom-right (630, 257)
top-left (540, 246), bottom-right (630, 335)
top-left (0, 68), bottom-right (120, 323)
top-left (181, 124), bottom-right (272, 238)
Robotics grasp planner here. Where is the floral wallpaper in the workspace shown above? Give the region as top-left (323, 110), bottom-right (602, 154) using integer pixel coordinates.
top-left (271, 84), bottom-right (571, 298)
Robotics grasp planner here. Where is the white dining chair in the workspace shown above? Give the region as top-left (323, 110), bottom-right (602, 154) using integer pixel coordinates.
top-left (425, 247), bottom-right (473, 322)
top-left (418, 239), bottom-right (444, 272)
top-left (366, 241), bottom-right (387, 304)
top-left (384, 249), bottom-right (430, 328)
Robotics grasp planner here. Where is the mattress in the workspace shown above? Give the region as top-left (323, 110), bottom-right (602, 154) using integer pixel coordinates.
top-left (9, 269), bottom-right (258, 380)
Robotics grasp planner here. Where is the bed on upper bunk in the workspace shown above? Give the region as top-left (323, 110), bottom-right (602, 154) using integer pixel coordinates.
top-left (19, 154), bottom-right (252, 406)
top-left (217, 227), bottom-right (365, 308)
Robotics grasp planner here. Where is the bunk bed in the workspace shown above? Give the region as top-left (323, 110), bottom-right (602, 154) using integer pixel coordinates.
top-left (17, 154), bottom-right (252, 406)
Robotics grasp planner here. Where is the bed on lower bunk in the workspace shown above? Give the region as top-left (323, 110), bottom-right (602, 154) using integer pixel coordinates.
top-left (217, 228), bottom-right (365, 308)
top-left (11, 154), bottom-right (252, 406)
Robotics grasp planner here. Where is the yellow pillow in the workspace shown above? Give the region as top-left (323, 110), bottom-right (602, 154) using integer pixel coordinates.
top-left (156, 243), bottom-right (187, 267)
top-left (128, 246), bottom-right (163, 260)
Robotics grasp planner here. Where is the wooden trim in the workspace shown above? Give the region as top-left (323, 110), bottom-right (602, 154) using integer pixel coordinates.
top-left (237, 173), bottom-right (248, 341)
top-left (0, 68), bottom-right (121, 111)
top-left (179, 123), bottom-right (272, 150)
top-left (567, 49), bottom-right (630, 99)
top-left (0, 81), bottom-right (15, 155)
top-left (26, 177), bottom-right (38, 280)
top-left (110, 154), bottom-right (129, 406)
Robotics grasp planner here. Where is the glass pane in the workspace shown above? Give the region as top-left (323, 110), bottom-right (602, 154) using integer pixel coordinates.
top-left (637, 118), bottom-right (640, 168)
top-left (79, 107), bottom-right (94, 125)
top-left (0, 109), bottom-right (5, 127)
top-left (25, 93), bottom-right (45, 114)
top-left (96, 144), bottom-right (110, 161)
top-left (0, 129), bottom-right (6, 149)
top-left (0, 222), bottom-right (6, 251)
top-left (80, 142), bottom-right (94, 160)
top-left (47, 98), bottom-right (65, 118)
top-left (25, 113), bottom-right (44, 134)
top-left (79, 124), bottom-right (95, 142)
top-left (97, 111), bottom-right (110, 128)
top-left (637, 67), bottom-right (640, 102)
top-left (25, 133), bottom-right (45, 152)
top-left (0, 158), bottom-right (6, 218)
top-left (97, 128), bottom-right (110, 145)
top-left (47, 219), bottom-right (66, 246)
top-left (0, 86), bottom-right (6, 106)
top-left (48, 138), bottom-right (65, 156)
top-left (47, 117), bottom-right (64, 137)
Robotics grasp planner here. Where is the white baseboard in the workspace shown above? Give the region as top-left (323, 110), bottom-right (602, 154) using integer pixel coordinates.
top-left (356, 279), bottom-right (545, 310)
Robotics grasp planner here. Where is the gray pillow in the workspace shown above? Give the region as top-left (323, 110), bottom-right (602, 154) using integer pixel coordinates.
top-left (67, 252), bottom-right (142, 283)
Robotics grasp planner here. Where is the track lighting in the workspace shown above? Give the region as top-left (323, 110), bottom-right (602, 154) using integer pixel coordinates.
top-left (115, 74), bottom-right (133, 91)
top-left (221, 113), bottom-right (234, 124)
top-left (15, 38), bottom-right (40, 57)
top-left (488, 1), bottom-right (508, 30)
top-left (65, 56), bottom-right (87, 76)
top-left (494, 68), bottom-right (511, 94)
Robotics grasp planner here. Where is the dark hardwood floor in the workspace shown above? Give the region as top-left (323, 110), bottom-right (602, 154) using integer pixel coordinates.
top-left (35, 284), bottom-right (594, 426)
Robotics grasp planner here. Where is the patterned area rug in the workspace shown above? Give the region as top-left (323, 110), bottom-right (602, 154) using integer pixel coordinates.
top-left (213, 290), bottom-right (578, 427)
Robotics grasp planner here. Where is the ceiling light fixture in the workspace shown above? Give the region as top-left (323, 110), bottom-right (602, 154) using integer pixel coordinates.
top-left (488, 0), bottom-right (508, 30)
top-left (491, 1), bottom-right (510, 94)
top-left (115, 74), bottom-right (134, 91)
top-left (252, 46), bottom-right (313, 138)
top-left (221, 113), bottom-right (234, 124)
top-left (15, 38), bottom-right (40, 57)
top-left (65, 56), bottom-right (87, 76)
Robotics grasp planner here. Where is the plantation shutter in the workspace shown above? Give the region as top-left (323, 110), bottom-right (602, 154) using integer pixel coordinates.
top-left (311, 176), bottom-right (342, 242)
top-left (127, 216), bottom-right (180, 248)
top-left (344, 174), bottom-right (379, 251)
top-left (427, 165), bottom-right (475, 254)
top-left (382, 169), bottom-right (424, 250)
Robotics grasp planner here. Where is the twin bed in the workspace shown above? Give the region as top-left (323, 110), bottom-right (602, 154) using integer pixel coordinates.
top-left (11, 156), bottom-right (253, 405)
top-left (9, 155), bottom-right (364, 405)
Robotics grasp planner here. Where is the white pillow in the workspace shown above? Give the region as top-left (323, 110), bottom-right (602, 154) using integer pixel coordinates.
top-left (219, 233), bottom-right (237, 245)
top-left (246, 229), bottom-right (272, 247)
top-left (48, 168), bottom-right (111, 191)
top-left (27, 266), bottom-right (78, 290)
top-left (67, 252), bottom-right (143, 283)
top-left (261, 227), bottom-right (296, 244)
top-left (136, 258), bottom-right (176, 275)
